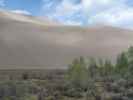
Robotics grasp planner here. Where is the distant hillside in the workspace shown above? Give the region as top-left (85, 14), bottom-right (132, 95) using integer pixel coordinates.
top-left (0, 10), bottom-right (133, 69)
top-left (0, 10), bottom-right (60, 26)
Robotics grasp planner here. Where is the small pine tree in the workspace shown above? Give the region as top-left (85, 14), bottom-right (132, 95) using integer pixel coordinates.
top-left (88, 58), bottom-right (98, 79)
top-left (103, 59), bottom-right (114, 76)
top-left (116, 52), bottom-right (128, 76)
top-left (67, 57), bottom-right (88, 89)
top-left (127, 46), bottom-right (133, 75)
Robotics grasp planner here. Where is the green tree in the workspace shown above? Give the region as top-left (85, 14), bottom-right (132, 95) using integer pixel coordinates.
top-left (86, 58), bottom-right (101, 100)
top-left (127, 46), bottom-right (133, 75)
top-left (88, 58), bottom-right (98, 79)
top-left (116, 52), bottom-right (128, 76)
top-left (103, 60), bottom-right (114, 76)
top-left (67, 57), bottom-right (88, 89)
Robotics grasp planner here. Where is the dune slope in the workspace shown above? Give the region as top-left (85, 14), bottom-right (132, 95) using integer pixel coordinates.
top-left (0, 11), bottom-right (133, 69)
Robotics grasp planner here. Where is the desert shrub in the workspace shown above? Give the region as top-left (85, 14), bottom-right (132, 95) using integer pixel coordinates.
top-left (45, 96), bottom-right (55, 100)
top-left (22, 95), bottom-right (37, 100)
top-left (0, 81), bottom-right (38, 100)
top-left (22, 73), bottom-right (29, 80)
top-left (63, 87), bottom-right (83, 98)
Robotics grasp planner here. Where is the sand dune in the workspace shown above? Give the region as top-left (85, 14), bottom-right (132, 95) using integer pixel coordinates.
top-left (0, 10), bottom-right (133, 69)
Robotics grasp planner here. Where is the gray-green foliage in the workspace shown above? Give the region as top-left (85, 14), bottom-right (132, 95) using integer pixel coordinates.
top-left (0, 81), bottom-right (37, 100)
top-left (127, 46), bottom-right (133, 75)
top-left (116, 46), bottom-right (133, 77)
top-left (88, 58), bottom-right (98, 79)
top-left (116, 52), bottom-right (129, 76)
top-left (104, 60), bottom-right (114, 76)
top-left (67, 57), bottom-right (88, 89)
top-left (2, 47), bottom-right (133, 100)
top-left (66, 46), bottom-right (133, 99)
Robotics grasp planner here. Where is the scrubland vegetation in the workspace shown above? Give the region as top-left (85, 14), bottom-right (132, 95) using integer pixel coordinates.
top-left (1, 47), bottom-right (133, 100)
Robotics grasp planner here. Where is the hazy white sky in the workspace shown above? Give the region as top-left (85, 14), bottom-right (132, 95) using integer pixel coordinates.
top-left (1, 0), bottom-right (133, 28)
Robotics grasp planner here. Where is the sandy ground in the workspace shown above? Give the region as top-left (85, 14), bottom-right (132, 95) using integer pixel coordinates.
top-left (0, 10), bottom-right (133, 69)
